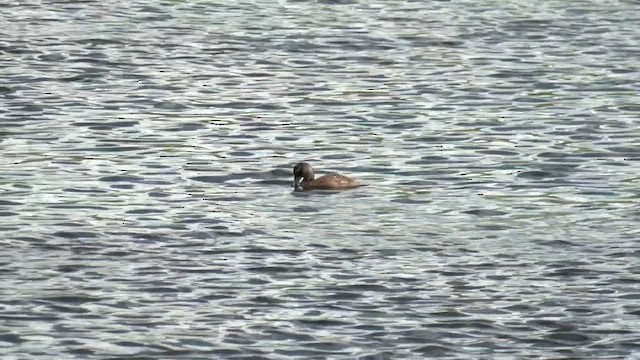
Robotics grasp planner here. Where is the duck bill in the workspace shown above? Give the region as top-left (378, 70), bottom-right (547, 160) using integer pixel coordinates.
top-left (293, 175), bottom-right (302, 188)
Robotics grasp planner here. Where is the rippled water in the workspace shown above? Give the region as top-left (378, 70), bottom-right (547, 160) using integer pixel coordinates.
top-left (2, 0), bottom-right (640, 359)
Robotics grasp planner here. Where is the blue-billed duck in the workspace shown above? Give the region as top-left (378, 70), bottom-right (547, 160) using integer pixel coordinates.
top-left (293, 162), bottom-right (362, 191)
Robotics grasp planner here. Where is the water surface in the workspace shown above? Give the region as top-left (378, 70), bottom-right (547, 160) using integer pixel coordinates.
top-left (1, 0), bottom-right (639, 359)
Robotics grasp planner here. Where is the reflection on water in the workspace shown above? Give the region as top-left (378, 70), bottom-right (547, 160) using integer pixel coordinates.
top-left (1, 0), bottom-right (639, 358)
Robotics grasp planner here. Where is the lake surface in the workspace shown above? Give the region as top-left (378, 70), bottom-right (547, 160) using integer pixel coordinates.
top-left (1, 0), bottom-right (639, 359)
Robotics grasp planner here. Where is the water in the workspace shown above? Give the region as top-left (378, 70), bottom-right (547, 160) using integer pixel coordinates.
top-left (1, 0), bottom-right (639, 358)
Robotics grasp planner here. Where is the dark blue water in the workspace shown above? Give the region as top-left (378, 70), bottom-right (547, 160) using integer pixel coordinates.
top-left (1, 1), bottom-right (639, 359)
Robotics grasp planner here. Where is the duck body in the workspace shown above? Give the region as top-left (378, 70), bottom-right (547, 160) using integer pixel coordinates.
top-left (293, 162), bottom-right (362, 191)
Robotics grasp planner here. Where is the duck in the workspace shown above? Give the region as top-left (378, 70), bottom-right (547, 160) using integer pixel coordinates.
top-left (293, 162), bottom-right (363, 191)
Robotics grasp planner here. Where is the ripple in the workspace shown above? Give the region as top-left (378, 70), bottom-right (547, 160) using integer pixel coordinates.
top-left (52, 231), bottom-right (98, 239)
top-left (98, 175), bottom-right (145, 183)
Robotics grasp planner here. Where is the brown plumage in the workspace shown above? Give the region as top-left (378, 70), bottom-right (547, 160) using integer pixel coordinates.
top-left (293, 162), bottom-right (363, 191)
